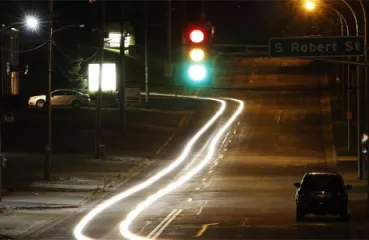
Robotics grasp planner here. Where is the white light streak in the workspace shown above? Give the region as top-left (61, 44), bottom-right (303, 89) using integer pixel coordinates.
top-left (120, 98), bottom-right (244, 240)
top-left (73, 93), bottom-right (226, 240)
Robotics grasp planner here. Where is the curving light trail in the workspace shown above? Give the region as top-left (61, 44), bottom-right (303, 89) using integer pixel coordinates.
top-left (120, 97), bottom-right (244, 240)
top-left (74, 93), bottom-right (226, 240)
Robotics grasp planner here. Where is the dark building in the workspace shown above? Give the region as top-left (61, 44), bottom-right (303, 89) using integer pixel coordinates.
top-left (0, 27), bottom-right (20, 97)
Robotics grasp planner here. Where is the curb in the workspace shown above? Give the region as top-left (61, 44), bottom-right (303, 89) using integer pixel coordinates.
top-left (320, 73), bottom-right (338, 169)
top-left (13, 205), bottom-right (80, 210)
top-left (0, 206), bottom-right (14, 215)
top-left (26, 186), bottom-right (100, 193)
top-left (101, 158), bottom-right (152, 192)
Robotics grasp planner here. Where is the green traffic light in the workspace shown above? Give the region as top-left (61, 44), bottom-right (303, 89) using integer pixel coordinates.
top-left (188, 64), bottom-right (207, 81)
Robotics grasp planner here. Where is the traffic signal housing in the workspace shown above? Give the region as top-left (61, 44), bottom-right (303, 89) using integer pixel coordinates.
top-left (181, 24), bottom-right (212, 87)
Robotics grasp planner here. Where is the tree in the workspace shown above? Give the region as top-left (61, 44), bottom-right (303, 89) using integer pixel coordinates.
top-left (67, 57), bottom-right (88, 89)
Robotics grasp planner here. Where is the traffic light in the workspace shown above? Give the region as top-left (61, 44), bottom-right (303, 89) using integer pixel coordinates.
top-left (362, 133), bottom-right (369, 154)
top-left (182, 25), bottom-right (212, 87)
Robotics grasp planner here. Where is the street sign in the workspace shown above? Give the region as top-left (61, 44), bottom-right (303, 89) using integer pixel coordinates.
top-left (269, 36), bottom-right (365, 58)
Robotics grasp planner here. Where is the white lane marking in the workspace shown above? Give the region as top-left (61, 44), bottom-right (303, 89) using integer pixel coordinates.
top-left (120, 98), bottom-right (244, 240)
top-left (74, 93), bottom-right (226, 240)
top-left (146, 209), bottom-right (178, 239)
top-left (151, 209), bottom-right (183, 240)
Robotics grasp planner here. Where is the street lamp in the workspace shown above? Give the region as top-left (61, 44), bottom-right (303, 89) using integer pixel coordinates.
top-left (1, 13), bottom-right (85, 180)
top-left (304, 0), bottom-right (316, 11)
top-left (0, 15), bottom-right (41, 32)
top-left (338, 0), bottom-right (362, 179)
top-left (303, 1), bottom-right (352, 153)
top-left (303, 0), bottom-right (363, 179)
top-left (24, 15), bottom-right (40, 31)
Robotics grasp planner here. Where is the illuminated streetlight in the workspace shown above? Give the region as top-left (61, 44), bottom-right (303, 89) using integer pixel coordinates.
top-left (0, 14), bottom-right (40, 32)
top-left (24, 15), bottom-right (40, 31)
top-left (305, 0), bottom-right (316, 11)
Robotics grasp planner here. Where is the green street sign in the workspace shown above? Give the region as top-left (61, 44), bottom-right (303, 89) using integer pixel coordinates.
top-left (269, 36), bottom-right (365, 57)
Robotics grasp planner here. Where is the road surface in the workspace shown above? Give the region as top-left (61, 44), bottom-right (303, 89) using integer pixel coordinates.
top-left (28, 57), bottom-right (355, 240)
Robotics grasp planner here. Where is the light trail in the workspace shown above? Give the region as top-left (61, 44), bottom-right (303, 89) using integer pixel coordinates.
top-left (120, 97), bottom-right (244, 240)
top-left (74, 93), bottom-right (226, 240)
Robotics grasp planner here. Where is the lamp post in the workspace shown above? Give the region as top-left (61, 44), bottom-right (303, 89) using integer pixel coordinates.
top-left (303, 0), bottom-right (363, 178)
top-left (339, 0), bottom-right (362, 179)
top-left (304, 1), bottom-right (345, 103)
top-left (304, 1), bottom-right (352, 152)
top-left (325, 7), bottom-right (352, 153)
top-left (45, 0), bottom-right (53, 181)
top-left (1, 14), bottom-right (85, 180)
top-left (326, 6), bottom-right (351, 153)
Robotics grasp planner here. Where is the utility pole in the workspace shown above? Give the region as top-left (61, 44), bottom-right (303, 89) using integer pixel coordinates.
top-left (168, 0), bottom-right (171, 65)
top-left (119, 1), bottom-right (126, 132)
top-left (95, 0), bottom-right (105, 159)
top-left (44, 0), bottom-right (53, 180)
top-left (144, 0), bottom-right (149, 103)
top-left (183, 1), bottom-right (187, 22)
top-left (0, 119), bottom-right (2, 201)
top-left (201, 0), bottom-right (205, 20)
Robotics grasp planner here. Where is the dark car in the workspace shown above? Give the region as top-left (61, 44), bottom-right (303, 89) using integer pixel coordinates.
top-left (294, 171), bottom-right (352, 221)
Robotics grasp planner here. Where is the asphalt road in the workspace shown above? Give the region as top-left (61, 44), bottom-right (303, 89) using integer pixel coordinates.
top-left (27, 57), bottom-right (355, 240)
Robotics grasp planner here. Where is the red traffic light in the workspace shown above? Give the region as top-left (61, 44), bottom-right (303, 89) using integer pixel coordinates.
top-left (189, 29), bottom-right (204, 43)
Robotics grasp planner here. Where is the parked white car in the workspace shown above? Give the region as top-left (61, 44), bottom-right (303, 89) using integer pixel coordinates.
top-left (28, 89), bottom-right (90, 109)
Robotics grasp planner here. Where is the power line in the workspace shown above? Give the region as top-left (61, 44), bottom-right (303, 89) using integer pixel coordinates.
top-left (54, 42), bottom-right (100, 63)
top-left (0, 40), bottom-right (49, 53)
